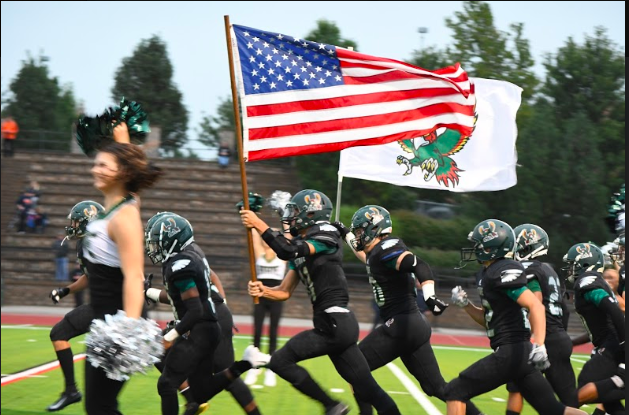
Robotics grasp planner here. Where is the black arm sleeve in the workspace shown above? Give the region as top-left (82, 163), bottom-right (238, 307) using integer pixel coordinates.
top-left (598, 296), bottom-right (626, 344)
top-left (261, 228), bottom-right (311, 260)
top-left (174, 297), bottom-right (203, 335)
top-left (399, 254), bottom-right (434, 283)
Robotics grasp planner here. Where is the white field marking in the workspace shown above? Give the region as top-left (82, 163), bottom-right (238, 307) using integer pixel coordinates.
top-left (388, 391), bottom-right (410, 395)
top-left (330, 388), bottom-right (344, 393)
top-left (27, 339), bottom-right (37, 342)
top-left (492, 397), bottom-right (506, 402)
top-left (570, 356), bottom-right (588, 364)
top-left (250, 384), bottom-right (264, 389)
top-left (1, 325), bottom-right (50, 330)
top-left (1, 354), bottom-right (86, 386)
top-left (386, 362), bottom-right (443, 415)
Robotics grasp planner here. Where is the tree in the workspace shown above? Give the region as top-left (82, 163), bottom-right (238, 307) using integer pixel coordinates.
top-left (444, 1), bottom-right (538, 99)
top-left (2, 54), bottom-right (78, 151)
top-left (197, 96), bottom-right (236, 151)
top-left (543, 27), bottom-right (625, 189)
top-left (111, 35), bottom-right (188, 154)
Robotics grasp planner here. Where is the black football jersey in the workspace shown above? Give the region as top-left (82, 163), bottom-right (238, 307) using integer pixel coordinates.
top-left (76, 238), bottom-right (88, 276)
top-left (574, 271), bottom-right (619, 347)
top-left (475, 259), bottom-right (531, 349)
top-left (289, 223), bottom-right (349, 313)
top-left (190, 243), bottom-right (224, 304)
top-left (162, 245), bottom-right (217, 322)
top-left (522, 260), bottom-right (565, 333)
top-left (365, 236), bottom-right (419, 320)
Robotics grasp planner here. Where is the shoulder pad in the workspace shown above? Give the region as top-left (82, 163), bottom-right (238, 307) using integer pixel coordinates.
top-left (576, 272), bottom-right (608, 292)
top-left (318, 223), bottom-right (339, 233)
top-left (489, 260), bottom-right (527, 288)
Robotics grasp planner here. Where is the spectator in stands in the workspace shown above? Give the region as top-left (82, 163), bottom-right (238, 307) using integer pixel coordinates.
top-left (1, 116), bottom-right (19, 157)
top-left (53, 233), bottom-right (69, 281)
top-left (218, 143), bottom-right (231, 168)
top-left (33, 206), bottom-right (49, 233)
top-left (15, 188), bottom-right (36, 233)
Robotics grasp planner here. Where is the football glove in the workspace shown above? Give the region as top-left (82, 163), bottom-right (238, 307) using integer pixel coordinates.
top-left (331, 221), bottom-right (350, 238)
top-left (49, 287), bottom-right (70, 304)
top-left (451, 286), bottom-right (469, 307)
top-left (236, 192), bottom-right (265, 213)
top-left (528, 343), bottom-right (551, 371)
top-left (425, 296), bottom-right (449, 316)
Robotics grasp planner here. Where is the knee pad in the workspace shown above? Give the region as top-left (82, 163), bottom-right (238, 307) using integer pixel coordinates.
top-left (49, 322), bottom-right (68, 342)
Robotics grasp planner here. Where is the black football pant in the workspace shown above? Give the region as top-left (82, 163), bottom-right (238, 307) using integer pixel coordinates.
top-left (157, 321), bottom-right (221, 415)
top-left (506, 330), bottom-right (578, 407)
top-left (443, 341), bottom-right (566, 415)
top-left (267, 310), bottom-right (400, 414)
top-left (253, 296), bottom-right (283, 354)
top-left (214, 302), bottom-right (257, 412)
top-left (357, 312), bottom-right (483, 415)
top-left (578, 343), bottom-right (625, 415)
top-left (50, 304), bottom-right (94, 342)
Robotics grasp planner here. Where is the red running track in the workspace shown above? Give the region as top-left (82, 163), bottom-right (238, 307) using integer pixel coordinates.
top-left (1, 314), bottom-right (594, 354)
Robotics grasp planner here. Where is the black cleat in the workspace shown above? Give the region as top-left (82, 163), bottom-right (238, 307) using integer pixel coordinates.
top-left (47, 390), bottom-right (82, 412)
top-left (325, 402), bottom-right (350, 415)
top-left (182, 402), bottom-right (209, 415)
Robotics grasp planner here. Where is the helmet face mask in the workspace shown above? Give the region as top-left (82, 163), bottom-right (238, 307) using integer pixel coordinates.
top-left (561, 243), bottom-right (604, 282)
top-left (609, 236), bottom-right (625, 266)
top-left (458, 220), bottom-right (515, 267)
top-left (350, 205), bottom-right (392, 251)
top-left (145, 211), bottom-right (174, 253)
top-left (281, 189), bottom-right (332, 236)
top-left (513, 224), bottom-right (549, 261)
top-left (145, 214), bottom-right (194, 264)
top-left (65, 201), bottom-right (105, 239)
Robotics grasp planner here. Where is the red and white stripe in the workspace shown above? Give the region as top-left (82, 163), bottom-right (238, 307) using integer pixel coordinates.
top-left (236, 45), bottom-right (476, 161)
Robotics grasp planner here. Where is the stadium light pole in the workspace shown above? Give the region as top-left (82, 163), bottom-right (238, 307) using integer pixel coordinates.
top-left (418, 27), bottom-right (428, 51)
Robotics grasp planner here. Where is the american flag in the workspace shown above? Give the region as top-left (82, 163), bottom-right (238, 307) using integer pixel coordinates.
top-left (231, 24), bottom-right (476, 161)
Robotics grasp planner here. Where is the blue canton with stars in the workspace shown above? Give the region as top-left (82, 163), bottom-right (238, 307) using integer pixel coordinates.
top-left (233, 24), bottom-right (344, 95)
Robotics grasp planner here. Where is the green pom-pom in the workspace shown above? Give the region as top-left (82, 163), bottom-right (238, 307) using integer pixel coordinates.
top-left (106, 97), bottom-right (151, 145)
top-left (75, 114), bottom-right (114, 157)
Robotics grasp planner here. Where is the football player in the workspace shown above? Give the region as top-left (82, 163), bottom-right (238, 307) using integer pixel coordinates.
top-left (562, 243), bottom-right (625, 414)
top-left (46, 200), bottom-right (104, 412)
top-left (504, 224), bottom-right (578, 414)
top-left (444, 219), bottom-right (586, 415)
top-left (145, 214), bottom-right (269, 415)
top-left (335, 205), bottom-right (483, 415)
top-left (241, 189), bottom-right (401, 415)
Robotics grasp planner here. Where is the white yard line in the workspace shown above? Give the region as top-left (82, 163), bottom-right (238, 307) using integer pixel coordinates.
top-left (386, 362), bottom-right (443, 415)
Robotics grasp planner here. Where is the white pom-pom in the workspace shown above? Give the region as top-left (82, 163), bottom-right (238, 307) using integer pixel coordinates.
top-left (85, 310), bottom-right (164, 381)
top-left (267, 190), bottom-right (292, 217)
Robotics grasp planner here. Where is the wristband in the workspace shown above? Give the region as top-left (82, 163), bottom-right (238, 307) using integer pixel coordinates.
top-left (164, 328), bottom-right (180, 342)
top-left (146, 288), bottom-right (161, 303)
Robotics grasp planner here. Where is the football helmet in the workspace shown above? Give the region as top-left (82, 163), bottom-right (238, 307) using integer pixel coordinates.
top-left (459, 219), bottom-right (515, 266)
top-left (513, 224), bottom-right (549, 261)
top-left (562, 242), bottom-right (604, 282)
top-left (349, 205), bottom-right (393, 251)
top-left (609, 235), bottom-right (625, 266)
top-left (65, 200), bottom-right (105, 239)
top-left (281, 189), bottom-right (333, 235)
top-left (145, 211), bottom-right (175, 252)
top-left (146, 214), bottom-right (194, 264)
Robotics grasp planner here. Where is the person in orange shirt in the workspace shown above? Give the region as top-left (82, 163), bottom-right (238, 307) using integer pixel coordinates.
top-left (1, 116), bottom-right (19, 157)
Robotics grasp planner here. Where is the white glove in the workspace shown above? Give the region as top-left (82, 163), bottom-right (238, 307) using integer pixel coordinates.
top-left (528, 343), bottom-right (551, 371)
top-left (451, 286), bottom-right (469, 307)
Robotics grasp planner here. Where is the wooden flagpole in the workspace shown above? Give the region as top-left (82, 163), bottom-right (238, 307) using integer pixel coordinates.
top-left (224, 15), bottom-right (258, 304)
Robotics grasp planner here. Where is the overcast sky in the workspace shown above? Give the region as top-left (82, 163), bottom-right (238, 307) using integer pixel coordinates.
top-left (1, 1), bottom-right (625, 157)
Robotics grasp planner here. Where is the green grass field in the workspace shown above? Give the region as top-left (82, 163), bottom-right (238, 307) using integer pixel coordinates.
top-left (1, 325), bottom-right (593, 414)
